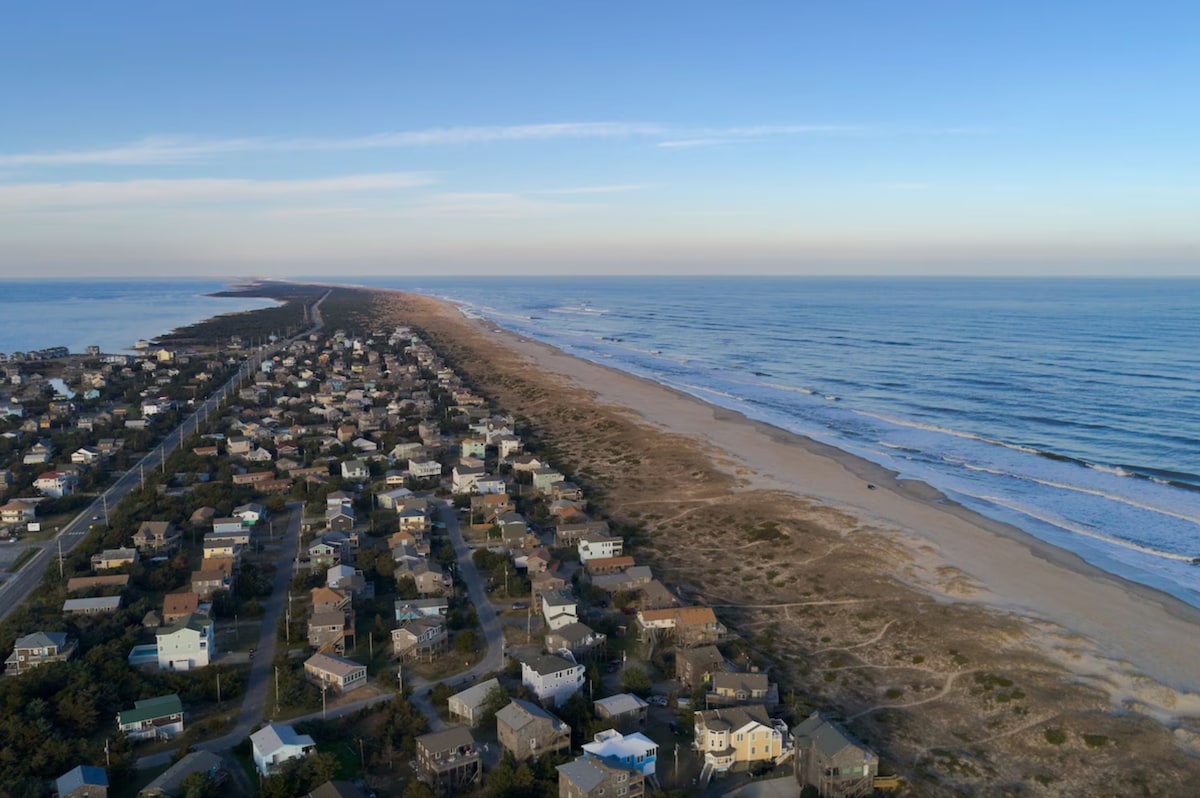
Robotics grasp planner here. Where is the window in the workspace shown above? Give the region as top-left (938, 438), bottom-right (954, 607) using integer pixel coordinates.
top-left (736, 733), bottom-right (743, 742)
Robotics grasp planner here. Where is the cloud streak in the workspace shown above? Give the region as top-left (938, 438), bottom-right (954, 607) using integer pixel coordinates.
top-left (0, 173), bottom-right (434, 210)
top-left (0, 121), bottom-right (983, 167)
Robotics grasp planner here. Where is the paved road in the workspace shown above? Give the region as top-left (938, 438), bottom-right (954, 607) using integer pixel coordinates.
top-left (135, 501), bottom-right (305, 769)
top-left (0, 291), bottom-right (328, 624)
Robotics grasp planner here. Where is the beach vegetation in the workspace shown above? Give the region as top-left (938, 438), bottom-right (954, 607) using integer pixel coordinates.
top-left (1044, 727), bottom-right (1068, 745)
top-left (1082, 733), bottom-right (1109, 748)
top-left (885, 688), bottom-right (904, 699)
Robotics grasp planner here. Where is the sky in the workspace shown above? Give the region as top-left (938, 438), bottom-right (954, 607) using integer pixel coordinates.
top-left (1, 2), bottom-right (1198, 277)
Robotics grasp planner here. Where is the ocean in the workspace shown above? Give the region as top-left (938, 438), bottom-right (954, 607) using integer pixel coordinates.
top-left (358, 276), bottom-right (1200, 607)
top-left (0, 279), bottom-right (276, 355)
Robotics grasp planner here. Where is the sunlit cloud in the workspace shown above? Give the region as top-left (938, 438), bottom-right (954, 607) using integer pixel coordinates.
top-left (0, 173), bottom-right (434, 209)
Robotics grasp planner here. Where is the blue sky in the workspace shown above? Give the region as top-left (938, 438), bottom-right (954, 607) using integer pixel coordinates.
top-left (1, 2), bottom-right (1197, 277)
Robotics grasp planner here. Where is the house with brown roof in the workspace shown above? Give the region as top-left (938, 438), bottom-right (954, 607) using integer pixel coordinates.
top-left (303, 653), bottom-right (368, 694)
top-left (133, 521), bottom-right (181, 554)
top-left (162, 592), bottom-right (201, 624)
top-left (636, 606), bottom-right (727, 648)
top-left (66, 574), bottom-right (130, 594)
top-left (190, 568), bottom-right (230, 598)
top-left (676, 645), bottom-right (725, 689)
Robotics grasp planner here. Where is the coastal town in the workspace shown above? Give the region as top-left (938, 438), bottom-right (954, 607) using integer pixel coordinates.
top-left (0, 289), bottom-right (886, 798)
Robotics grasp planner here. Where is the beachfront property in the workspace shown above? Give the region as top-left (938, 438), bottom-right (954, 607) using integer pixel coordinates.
top-left (577, 531), bottom-right (623, 562)
top-left (155, 614), bottom-right (214, 671)
top-left (251, 722), bottom-right (316, 776)
top-left (5, 631), bottom-right (78, 675)
top-left (792, 711), bottom-right (880, 798)
top-left (706, 670), bottom-right (777, 709)
top-left (636, 606), bottom-right (728, 648)
top-left (415, 726), bottom-right (482, 795)
top-left (557, 754), bottom-right (644, 798)
top-left (693, 704), bottom-right (786, 778)
top-left (447, 678), bottom-right (500, 726)
top-left (496, 698), bottom-right (572, 761)
top-left (117, 694), bottom-right (185, 741)
top-left (521, 653), bottom-right (586, 707)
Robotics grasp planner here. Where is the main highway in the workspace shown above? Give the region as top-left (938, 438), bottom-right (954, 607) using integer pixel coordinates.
top-left (0, 291), bottom-right (328, 623)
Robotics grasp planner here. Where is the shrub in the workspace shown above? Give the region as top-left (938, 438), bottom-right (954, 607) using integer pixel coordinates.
top-left (1044, 728), bottom-right (1067, 745)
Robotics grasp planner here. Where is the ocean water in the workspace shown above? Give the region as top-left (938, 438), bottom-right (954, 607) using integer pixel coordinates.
top-left (0, 279), bottom-right (276, 355)
top-left (359, 276), bottom-right (1200, 607)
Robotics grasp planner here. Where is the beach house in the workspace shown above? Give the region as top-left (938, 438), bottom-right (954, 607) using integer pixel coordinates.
top-left (251, 722), bottom-right (316, 776)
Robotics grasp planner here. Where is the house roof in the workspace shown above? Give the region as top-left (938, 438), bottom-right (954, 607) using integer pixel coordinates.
top-left (583, 729), bottom-right (658, 761)
top-left (417, 725), bottom-right (475, 754)
top-left (14, 631), bottom-right (68, 649)
top-left (676, 607), bottom-right (720, 626)
top-left (163, 592), bottom-right (199, 616)
top-left (792, 711), bottom-right (875, 761)
top-left (548, 622), bottom-right (599, 646)
top-left (311, 586), bottom-right (348, 605)
top-left (542, 590), bottom-right (577, 608)
top-left (141, 751), bottom-right (225, 797)
top-left (118, 694), bottom-right (183, 725)
top-left (136, 520), bottom-right (175, 537)
top-left (308, 780), bottom-right (368, 798)
top-left (63, 596), bottom-right (122, 612)
top-left (556, 757), bottom-right (610, 791)
top-left (695, 704), bottom-right (771, 733)
top-left (55, 765), bottom-right (108, 795)
top-left (710, 671), bottom-right (769, 693)
top-left (155, 613), bottom-right (212, 637)
top-left (496, 698), bottom-right (567, 733)
top-left (448, 677), bottom-right (500, 710)
top-left (251, 722), bottom-right (316, 756)
top-left (524, 654), bottom-right (578, 676)
top-left (594, 693), bottom-right (648, 716)
top-left (305, 652), bottom-right (366, 679)
top-left (678, 645), bottom-right (723, 668)
top-left (309, 610), bottom-right (347, 628)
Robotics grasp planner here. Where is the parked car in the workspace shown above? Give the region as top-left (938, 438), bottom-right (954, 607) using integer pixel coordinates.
top-left (510, 601), bottom-right (528, 610)
top-left (648, 695), bottom-right (669, 706)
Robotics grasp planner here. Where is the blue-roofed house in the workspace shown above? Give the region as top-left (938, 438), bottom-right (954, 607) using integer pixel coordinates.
top-left (54, 764), bottom-right (108, 798)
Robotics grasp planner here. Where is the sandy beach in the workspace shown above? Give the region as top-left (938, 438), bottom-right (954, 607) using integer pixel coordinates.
top-left (355, 286), bottom-right (1200, 792)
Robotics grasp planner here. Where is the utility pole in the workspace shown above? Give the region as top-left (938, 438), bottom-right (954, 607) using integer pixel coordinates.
top-left (104, 739), bottom-right (110, 767)
top-left (321, 682), bottom-right (327, 719)
top-left (275, 666), bottom-right (280, 715)
top-left (397, 664), bottom-right (403, 694)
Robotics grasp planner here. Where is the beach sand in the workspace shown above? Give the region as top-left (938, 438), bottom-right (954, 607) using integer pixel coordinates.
top-left (356, 287), bottom-right (1200, 793)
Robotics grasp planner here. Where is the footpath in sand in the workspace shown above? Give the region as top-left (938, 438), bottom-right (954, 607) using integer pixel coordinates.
top-left (348, 287), bottom-right (1200, 796)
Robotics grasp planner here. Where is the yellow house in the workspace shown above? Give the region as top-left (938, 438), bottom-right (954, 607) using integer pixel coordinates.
top-left (693, 704), bottom-right (785, 777)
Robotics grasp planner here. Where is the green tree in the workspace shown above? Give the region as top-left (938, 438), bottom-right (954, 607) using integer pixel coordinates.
top-left (620, 665), bottom-right (653, 697)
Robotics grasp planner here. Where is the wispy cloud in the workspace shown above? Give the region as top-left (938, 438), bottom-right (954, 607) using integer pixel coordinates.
top-left (535, 184), bottom-right (651, 195)
top-left (0, 173), bottom-right (434, 210)
top-left (405, 192), bottom-right (587, 219)
top-left (0, 121), bottom-right (985, 168)
top-left (0, 123), bottom-right (664, 168)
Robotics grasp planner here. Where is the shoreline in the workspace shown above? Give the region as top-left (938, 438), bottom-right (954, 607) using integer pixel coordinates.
top-left (355, 285), bottom-right (1200, 704)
